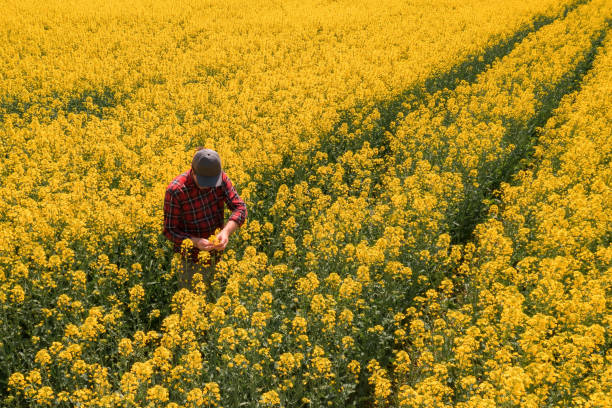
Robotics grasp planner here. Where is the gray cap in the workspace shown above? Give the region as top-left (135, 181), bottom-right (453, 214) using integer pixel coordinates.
top-left (192, 148), bottom-right (222, 187)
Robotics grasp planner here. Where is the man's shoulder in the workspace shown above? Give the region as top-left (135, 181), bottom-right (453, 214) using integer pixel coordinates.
top-left (220, 171), bottom-right (236, 186)
top-left (166, 170), bottom-right (191, 195)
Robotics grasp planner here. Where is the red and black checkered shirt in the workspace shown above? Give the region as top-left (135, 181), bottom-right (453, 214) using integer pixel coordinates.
top-left (163, 168), bottom-right (247, 262)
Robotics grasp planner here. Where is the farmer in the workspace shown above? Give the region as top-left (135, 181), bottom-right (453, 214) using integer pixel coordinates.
top-left (163, 147), bottom-right (247, 292)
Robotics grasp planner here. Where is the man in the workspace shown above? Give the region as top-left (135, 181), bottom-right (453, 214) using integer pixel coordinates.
top-left (163, 147), bottom-right (247, 292)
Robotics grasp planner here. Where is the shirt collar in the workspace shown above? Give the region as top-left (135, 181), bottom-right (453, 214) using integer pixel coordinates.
top-left (185, 168), bottom-right (196, 187)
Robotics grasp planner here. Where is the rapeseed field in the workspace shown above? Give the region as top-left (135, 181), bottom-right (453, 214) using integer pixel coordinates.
top-left (1, 0), bottom-right (610, 407)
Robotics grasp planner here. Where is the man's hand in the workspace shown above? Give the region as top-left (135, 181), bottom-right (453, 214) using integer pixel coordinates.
top-left (191, 220), bottom-right (239, 252)
top-left (192, 237), bottom-right (215, 251)
top-left (214, 229), bottom-right (229, 250)
top-left (214, 220), bottom-right (239, 250)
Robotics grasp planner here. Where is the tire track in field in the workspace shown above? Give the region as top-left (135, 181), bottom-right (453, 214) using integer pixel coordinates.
top-left (351, 19), bottom-right (612, 408)
top-left (448, 21), bottom-right (612, 245)
top-left (237, 4), bottom-right (595, 405)
top-left (309, 0), bottom-right (586, 159)
top-left (247, 0), bottom-right (586, 222)
top-left (334, 7), bottom-right (612, 406)
top-left (354, 4), bottom-right (611, 248)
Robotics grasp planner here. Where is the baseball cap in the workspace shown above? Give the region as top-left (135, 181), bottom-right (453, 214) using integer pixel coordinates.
top-left (192, 148), bottom-right (222, 187)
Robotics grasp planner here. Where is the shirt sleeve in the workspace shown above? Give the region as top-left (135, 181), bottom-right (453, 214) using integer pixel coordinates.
top-left (222, 173), bottom-right (247, 227)
top-left (163, 188), bottom-right (190, 245)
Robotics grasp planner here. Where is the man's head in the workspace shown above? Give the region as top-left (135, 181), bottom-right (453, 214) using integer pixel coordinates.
top-left (192, 148), bottom-right (222, 188)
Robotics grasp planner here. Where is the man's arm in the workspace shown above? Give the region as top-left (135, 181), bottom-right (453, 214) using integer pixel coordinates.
top-left (222, 173), bottom-right (247, 227)
top-left (222, 219), bottom-right (239, 235)
top-left (215, 173), bottom-right (247, 249)
top-left (163, 189), bottom-right (190, 245)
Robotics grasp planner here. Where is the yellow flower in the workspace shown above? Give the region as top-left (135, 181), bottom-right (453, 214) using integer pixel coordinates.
top-left (146, 385), bottom-right (169, 404)
top-left (208, 234), bottom-right (220, 246)
top-left (34, 349), bottom-right (52, 366)
top-left (342, 336), bottom-right (355, 349)
top-left (34, 386), bottom-right (54, 406)
top-left (311, 356), bottom-right (334, 380)
top-left (7, 372), bottom-right (27, 393)
top-left (260, 390), bottom-right (281, 406)
top-left (276, 353), bottom-right (297, 376)
top-left (291, 316), bottom-right (308, 335)
top-left (182, 238), bottom-right (194, 251)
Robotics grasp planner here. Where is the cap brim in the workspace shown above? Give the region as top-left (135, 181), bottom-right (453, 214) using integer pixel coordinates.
top-left (195, 172), bottom-right (222, 187)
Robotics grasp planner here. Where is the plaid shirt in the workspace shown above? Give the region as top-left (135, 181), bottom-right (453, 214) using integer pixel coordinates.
top-left (163, 168), bottom-right (247, 262)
